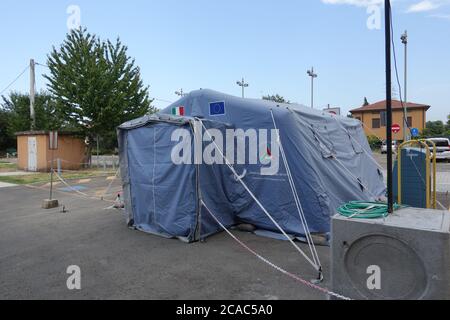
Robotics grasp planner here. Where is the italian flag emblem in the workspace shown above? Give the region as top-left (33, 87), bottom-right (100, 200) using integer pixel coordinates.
top-left (172, 106), bottom-right (185, 116)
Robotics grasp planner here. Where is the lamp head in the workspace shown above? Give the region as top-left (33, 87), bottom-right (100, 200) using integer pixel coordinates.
top-left (401, 31), bottom-right (408, 44)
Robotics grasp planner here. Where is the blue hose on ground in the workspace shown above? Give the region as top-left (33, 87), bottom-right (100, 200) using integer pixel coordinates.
top-left (337, 201), bottom-right (402, 219)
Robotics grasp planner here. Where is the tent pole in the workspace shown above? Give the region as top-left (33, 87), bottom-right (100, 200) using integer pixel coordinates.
top-left (192, 120), bottom-right (204, 242)
top-left (197, 162), bottom-right (204, 242)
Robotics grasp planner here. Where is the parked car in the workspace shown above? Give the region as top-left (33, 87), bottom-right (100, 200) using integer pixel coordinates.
top-left (426, 138), bottom-right (450, 162)
top-left (381, 140), bottom-right (398, 154)
top-left (5, 148), bottom-right (17, 158)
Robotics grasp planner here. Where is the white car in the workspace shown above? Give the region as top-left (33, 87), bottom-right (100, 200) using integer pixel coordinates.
top-left (381, 140), bottom-right (398, 154)
top-left (427, 138), bottom-right (450, 162)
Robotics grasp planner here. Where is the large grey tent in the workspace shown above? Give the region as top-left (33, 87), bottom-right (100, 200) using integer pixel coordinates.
top-left (118, 89), bottom-right (386, 243)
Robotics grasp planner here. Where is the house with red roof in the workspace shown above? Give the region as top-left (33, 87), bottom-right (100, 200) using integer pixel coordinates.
top-left (350, 99), bottom-right (430, 140)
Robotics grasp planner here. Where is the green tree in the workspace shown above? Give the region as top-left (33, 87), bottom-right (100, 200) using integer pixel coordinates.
top-left (262, 94), bottom-right (290, 104)
top-left (367, 135), bottom-right (382, 150)
top-left (422, 120), bottom-right (446, 137)
top-left (445, 114), bottom-right (450, 137)
top-left (1, 92), bottom-right (61, 135)
top-left (0, 91), bottom-right (62, 153)
top-left (0, 109), bottom-right (15, 152)
top-left (44, 28), bottom-right (154, 157)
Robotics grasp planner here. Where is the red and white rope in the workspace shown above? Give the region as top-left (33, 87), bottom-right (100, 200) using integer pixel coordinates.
top-left (201, 200), bottom-right (352, 301)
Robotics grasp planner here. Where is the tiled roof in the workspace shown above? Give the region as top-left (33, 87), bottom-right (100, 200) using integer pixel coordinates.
top-left (350, 100), bottom-right (430, 113)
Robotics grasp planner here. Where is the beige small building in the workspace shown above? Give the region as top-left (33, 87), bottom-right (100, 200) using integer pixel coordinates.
top-left (16, 131), bottom-right (86, 172)
top-left (350, 100), bottom-right (430, 141)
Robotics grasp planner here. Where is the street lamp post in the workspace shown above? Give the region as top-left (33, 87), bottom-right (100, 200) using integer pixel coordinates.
top-left (307, 67), bottom-right (318, 109)
top-left (236, 77), bottom-right (249, 98)
top-left (175, 88), bottom-right (186, 97)
top-left (401, 30), bottom-right (409, 141)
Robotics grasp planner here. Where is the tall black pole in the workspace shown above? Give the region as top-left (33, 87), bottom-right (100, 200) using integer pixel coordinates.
top-left (385, 0), bottom-right (394, 213)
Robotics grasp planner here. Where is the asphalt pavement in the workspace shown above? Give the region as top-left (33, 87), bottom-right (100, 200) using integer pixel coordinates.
top-left (1, 152), bottom-right (448, 300)
top-left (0, 179), bottom-right (329, 300)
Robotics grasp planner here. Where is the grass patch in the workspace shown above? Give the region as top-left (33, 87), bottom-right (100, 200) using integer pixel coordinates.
top-left (0, 170), bottom-right (116, 185)
top-left (0, 162), bottom-right (17, 172)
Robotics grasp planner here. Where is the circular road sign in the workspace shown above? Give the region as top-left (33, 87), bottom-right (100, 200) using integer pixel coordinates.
top-left (411, 128), bottom-right (419, 137)
top-left (392, 124), bottom-right (401, 134)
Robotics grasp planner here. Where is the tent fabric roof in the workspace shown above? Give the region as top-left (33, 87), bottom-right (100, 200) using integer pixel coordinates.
top-left (118, 89), bottom-right (386, 242)
top-left (350, 100), bottom-right (430, 113)
top-left (118, 113), bottom-right (191, 130)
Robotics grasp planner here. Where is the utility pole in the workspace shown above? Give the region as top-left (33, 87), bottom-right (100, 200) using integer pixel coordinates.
top-left (236, 77), bottom-right (249, 98)
top-left (401, 30), bottom-right (409, 141)
top-left (175, 88), bottom-right (186, 97)
top-left (30, 59), bottom-right (36, 130)
top-left (97, 135), bottom-right (100, 169)
top-left (385, 0), bottom-right (394, 214)
top-left (307, 67), bottom-right (318, 109)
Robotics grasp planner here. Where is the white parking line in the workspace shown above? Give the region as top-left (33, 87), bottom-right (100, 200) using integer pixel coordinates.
top-left (0, 182), bottom-right (17, 188)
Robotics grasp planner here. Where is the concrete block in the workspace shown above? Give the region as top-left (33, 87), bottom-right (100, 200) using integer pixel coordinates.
top-left (331, 207), bottom-right (450, 300)
top-left (42, 199), bottom-right (59, 209)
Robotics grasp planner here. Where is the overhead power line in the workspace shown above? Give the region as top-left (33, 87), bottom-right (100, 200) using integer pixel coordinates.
top-left (153, 98), bottom-right (174, 104)
top-left (35, 62), bottom-right (49, 69)
top-left (0, 65), bottom-right (30, 96)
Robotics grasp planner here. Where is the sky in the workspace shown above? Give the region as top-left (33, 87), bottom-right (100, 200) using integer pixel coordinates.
top-left (0, 0), bottom-right (449, 121)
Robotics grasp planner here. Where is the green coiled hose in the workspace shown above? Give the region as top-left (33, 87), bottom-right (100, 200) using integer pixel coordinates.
top-left (337, 201), bottom-right (402, 219)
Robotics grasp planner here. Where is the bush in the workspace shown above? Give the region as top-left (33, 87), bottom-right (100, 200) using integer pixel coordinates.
top-left (367, 135), bottom-right (382, 150)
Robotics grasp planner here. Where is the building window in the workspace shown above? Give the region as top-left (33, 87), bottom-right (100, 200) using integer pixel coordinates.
top-left (380, 111), bottom-right (387, 127)
top-left (372, 118), bottom-right (381, 129)
top-left (407, 117), bottom-right (412, 127)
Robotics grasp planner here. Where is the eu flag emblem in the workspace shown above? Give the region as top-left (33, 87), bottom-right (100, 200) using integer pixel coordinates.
top-left (209, 102), bottom-right (225, 116)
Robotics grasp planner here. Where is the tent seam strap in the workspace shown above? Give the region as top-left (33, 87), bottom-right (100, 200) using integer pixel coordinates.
top-left (270, 110), bottom-right (322, 269)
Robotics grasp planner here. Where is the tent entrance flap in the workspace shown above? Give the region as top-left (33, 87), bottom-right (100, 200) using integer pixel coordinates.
top-left (125, 122), bottom-right (198, 241)
top-left (121, 118), bottom-right (239, 242)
